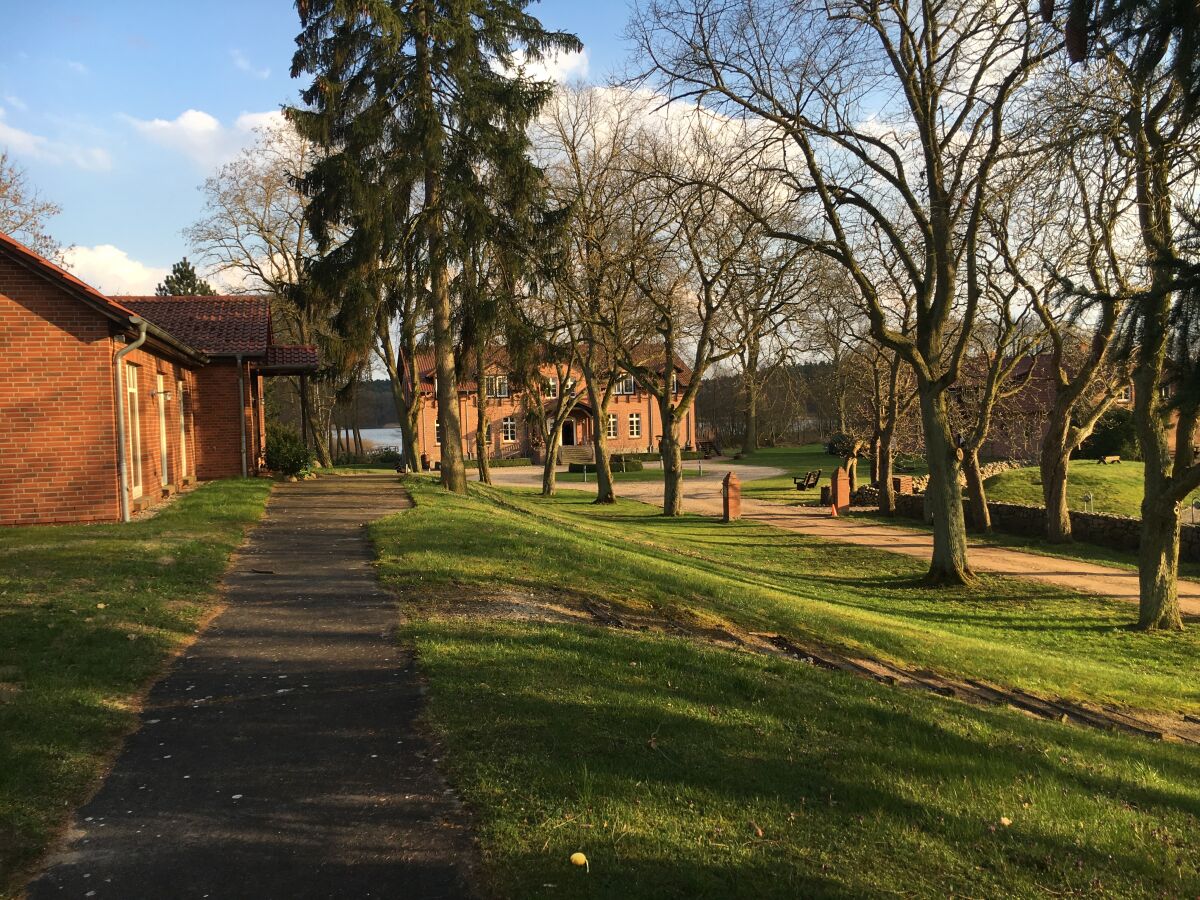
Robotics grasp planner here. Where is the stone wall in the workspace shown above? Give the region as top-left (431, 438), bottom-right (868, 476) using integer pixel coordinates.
top-left (889, 492), bottom-right (1200, 563)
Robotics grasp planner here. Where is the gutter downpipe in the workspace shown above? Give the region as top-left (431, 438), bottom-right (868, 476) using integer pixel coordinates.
top-left (114, 318), bottom-right (149, 523)
top-left (237, 354), bottom-right (248, 478)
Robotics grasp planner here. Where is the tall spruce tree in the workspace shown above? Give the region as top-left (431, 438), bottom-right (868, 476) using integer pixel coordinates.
top-left (289, 0), bottom-right (579, 493)
top-left (155, 257), bottom-right (216, 296)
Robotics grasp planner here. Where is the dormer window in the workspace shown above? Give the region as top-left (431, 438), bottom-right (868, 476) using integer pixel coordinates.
top-left (614, 374), bottom-right (635, 395)
top-left (485, 375), bottom-right (510, 398)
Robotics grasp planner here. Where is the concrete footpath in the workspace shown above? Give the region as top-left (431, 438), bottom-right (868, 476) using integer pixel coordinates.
top-left (485, 464), bottom-right (1200, 615)
top-left (29, 475), bottom-right (475, 900)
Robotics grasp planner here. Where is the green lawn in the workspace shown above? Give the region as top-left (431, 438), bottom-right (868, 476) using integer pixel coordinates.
top-left (378, 483), bottom-right (1200, 898)
top-left (0, 480), bottom-right (271, 896)
top-left (986, 461), bottom-right (1200, 519)
top-left (852, 509), bottom-right (1200, 581)
top-left (381, 482), bottom-right (1200, 713)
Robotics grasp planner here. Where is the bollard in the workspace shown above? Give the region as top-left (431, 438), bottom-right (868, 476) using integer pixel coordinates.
top-left (722, 471), bottom-right (741, 522)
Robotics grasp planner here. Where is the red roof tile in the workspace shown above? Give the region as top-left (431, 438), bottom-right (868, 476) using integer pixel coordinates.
top-left (262, 344), bottom-right (319, 373)
top-left (116, 295), bottom-right (271, 357)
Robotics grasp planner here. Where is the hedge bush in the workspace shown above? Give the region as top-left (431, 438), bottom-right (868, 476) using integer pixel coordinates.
top-left (610, 454), bottom-right (645, 472)
top-left (468, 457), bottom-right (533, 469)
top-left (266, 423), bottom-right (314, 477)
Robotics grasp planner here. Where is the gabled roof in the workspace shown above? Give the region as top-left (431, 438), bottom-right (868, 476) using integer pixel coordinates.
top-left (0, 231), bottom-right (207, 364)
top-left (116, 296), bottom-right (272, 357)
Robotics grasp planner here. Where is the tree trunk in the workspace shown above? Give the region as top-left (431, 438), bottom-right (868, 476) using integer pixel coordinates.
top-left (590, 409), bottom-right (615, 504)
top-left (917, 385), bottom-right (973, 585)
top-left (1133, 368), bottom-right (1184, 630)
top-left (416, 6), bottom-right (465, 494)
top-left (870, 434), bottom-right (881, 485)
top-left (845, 456), bottom-right (858, 493)
top-left (661, 412), bottom-right (684, 517)
top-left (877, 429), bottom-right (896, 516)
top-left (743, 376), bottom-right (759, 455)
top-left (962, 447), bottom-right (991, 534)
top-left (475, 345), bottom-right (491, 485)
top-left (300, 378), bottom-right (333, 467)
top-left (1040, 415), bottom-right (1074, 543)
top-left (541, 427), bottom-right (562, 497)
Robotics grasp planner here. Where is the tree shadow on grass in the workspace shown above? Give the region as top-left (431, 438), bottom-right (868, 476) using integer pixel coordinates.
top-left (418, 620), bottom-right (1200, 898)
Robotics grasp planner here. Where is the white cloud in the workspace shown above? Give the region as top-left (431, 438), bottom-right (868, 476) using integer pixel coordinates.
top-left (231, 49), bottom-right (270, 80)
top-left (66, 60), bottom-right (89, 75)
top-left (4, 94), bottom-right (28, 112)
top-left (125, 108), bottom-right (284, 170)
top-left (0, 107), bottom-right (112, 170)
top-left (62, 244), bottom-right (168, 295)
top-left (507, 48), bottom-right (590, 84)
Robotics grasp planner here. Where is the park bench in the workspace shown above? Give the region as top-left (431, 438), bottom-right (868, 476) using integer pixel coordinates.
top-left (1098, 455), bottom-right (1121, 465)
top-left (794, 469), bottom-right (822, 491)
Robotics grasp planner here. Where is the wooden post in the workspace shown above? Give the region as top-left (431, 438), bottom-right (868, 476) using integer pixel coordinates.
top-left (722, 471), bottom-right (741, 522)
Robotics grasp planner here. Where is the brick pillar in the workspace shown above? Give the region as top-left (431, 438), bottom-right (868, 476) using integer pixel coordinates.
top-left (831, 467), bottom-right (851, 514)
top-left (892, 475), bottom-right (914, 495)
top-left (722, 471), bottom-right (741, 522)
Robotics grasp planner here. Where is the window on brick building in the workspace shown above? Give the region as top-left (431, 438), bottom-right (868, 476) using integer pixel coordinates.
top-left (502, 416), bottom-right (517, 442)
top-left (628, 412), bottom-right (641, 438)
top-left (544, 377), bottom-right (558, 399)
top-left (156, 373), bottom-right (169, 487)
top-left (485, 375), bottom-right (510, 398)
top-left (614, 374), bottom-right (635, 395)
top-left (126, 364), bottom-right (143, 499)
top-left (607, 413), bottom-right (617, 439)
top-left (435, 419), bottom-right (442, 445)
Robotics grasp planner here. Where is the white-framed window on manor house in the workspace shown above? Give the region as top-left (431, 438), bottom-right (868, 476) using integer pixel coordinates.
top-left (1116, 384), bottom-right (1132, 402)
top-left (501, 416), bottom-right (517, 443)
top-left (485, 375), bottom-right (510, 398)
top-left (671, 372), bottom-right (678, 394)
top-left (607, 413), bottom-right (618, 439)
top-left (544, 377), bottom-right (558, 399)
top-left (435, 419), bottom-right (442, 445)
top-left (628, 412), bottom-right (641, 438)
top-left (614, 374), bottom-right (635, 395)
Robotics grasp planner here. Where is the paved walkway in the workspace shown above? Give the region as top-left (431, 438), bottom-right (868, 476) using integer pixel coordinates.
top-left (486, 464), bottom-right (1200, 615)
top-left (30, 476), bottom-right (475, 900)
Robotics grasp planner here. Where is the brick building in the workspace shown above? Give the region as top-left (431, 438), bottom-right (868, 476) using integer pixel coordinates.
top-left (413, 351), bottom-right (698, 467)
top-left (0, 232), bottom-right (316, 525)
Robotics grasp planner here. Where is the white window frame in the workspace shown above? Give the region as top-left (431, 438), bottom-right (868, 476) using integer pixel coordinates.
top-left (544, 377), bottom-right (558, 399)
top-left (671, 372), bottom-right (678, 394)
top-left (628, 412), bottom-right (641, 439)
top-left (126, 363), bottom-right (143, 499)
top-left (607, 413), bottom-right (618, 439)
top-left (435, 419), bottom-right (442, 445)
top-left (614, 374), bottom-right (635, 395)
top-left (485, 375), bottom-right (510, 399)
top-left (1116, 384), bottom-right (1132, 402)
top-left (501, 416), bottom-right (517, 443)
top-left (156, 373), bottom-right (169, 487)
top-left (177, 379), bottom-right (188, 478)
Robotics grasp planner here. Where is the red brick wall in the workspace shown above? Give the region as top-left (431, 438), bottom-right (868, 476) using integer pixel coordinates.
top-left (0, 255), bottom-right (200, 525)
top-left (190, 359), bottom-right (258, 480)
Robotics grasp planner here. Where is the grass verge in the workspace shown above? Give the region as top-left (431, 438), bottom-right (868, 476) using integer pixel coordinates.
top-left (0, 480), bottom-right (271, 894)
top-left (986, 462), bottom-right (1200, 519)
top-left (377, 484), bottom-right (1200, 898)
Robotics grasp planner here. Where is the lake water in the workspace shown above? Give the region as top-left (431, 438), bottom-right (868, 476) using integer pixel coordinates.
top-left (360, 427), bottom-right (405, 451)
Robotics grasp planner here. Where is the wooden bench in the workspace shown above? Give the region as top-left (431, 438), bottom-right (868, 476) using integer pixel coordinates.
top-left (793, 469), bottom-right (822, 491)
top-left (1098, 455), bottom-right (1121, 465)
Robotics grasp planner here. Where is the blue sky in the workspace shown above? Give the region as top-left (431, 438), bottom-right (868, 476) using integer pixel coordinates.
top-left (0, 1), bottom-right (631, 293)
